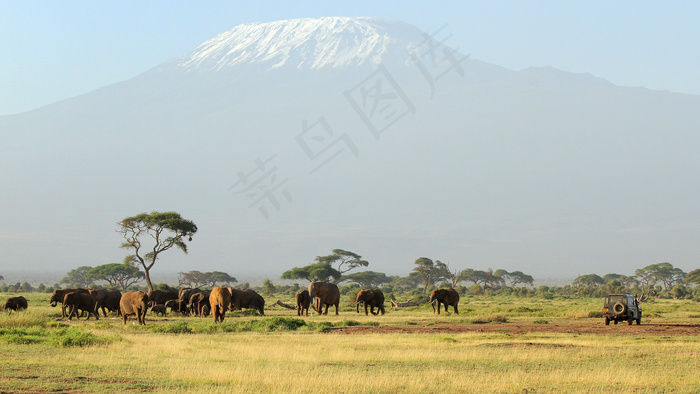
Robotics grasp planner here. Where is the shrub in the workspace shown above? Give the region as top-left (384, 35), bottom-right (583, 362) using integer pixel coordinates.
top-left (47, 327), bottom-right (108, 347)
top-left (471, 314), bottom-right (508, 324)
top-left (151, 321), bottom-right (192, 334)
top-left (314, 321), bottom-right (334, 333)
top-left (338, 319), bottom-right (361, 327)
top-left (257, 317), bottom-right (306, 331)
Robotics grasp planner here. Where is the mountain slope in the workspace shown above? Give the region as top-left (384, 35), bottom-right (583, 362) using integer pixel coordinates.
top-left (1, 17), bottom-right (699, 279)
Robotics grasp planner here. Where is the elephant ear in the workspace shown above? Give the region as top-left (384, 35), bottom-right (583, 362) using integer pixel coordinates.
top-left (364, 290), bottom-right (374, 301)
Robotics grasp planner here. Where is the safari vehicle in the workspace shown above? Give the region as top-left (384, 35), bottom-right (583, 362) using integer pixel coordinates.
top-left (603, 294), bottom-right (641, 325)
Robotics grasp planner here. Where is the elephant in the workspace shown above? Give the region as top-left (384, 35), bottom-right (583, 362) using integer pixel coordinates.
top-left (63, 292), bottom-right (99, 320)
top-left (178, 287), bottom-right (201, 315)
top-left (355, 289), bottom-right (385, 316)
top-left (308, 282), bottom-right (340, 315)
top-left (88, 288), bottom-right (122, 316)
top-left (429, 288), bottom-right (460, 315)
top-left (151, 304), bottom-right (167, 317)
top-left (188, 290), bottom-right (211, 317)
top-left (295, 289), bottom-right (311, 316)
top-left (165, 299), bottom-right (188, 315)
top-left (209, 286), bottom-right (231, 323)
top-left (50, 288), bottom-right (88, 317)
top-left (201, 304), bottom-right (211, 317)
top-left (120, 291), bottom-right (148, 325)
top-left (4, 296), bottom-right (28, 311)
top-left (147, 289), bottom-right (178, 307)
top-left (228, 288), bottom-right (265, 315)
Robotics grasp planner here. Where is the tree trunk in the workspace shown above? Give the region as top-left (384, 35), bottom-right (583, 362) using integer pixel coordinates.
top-left (271, 300), bottom-right (296, 310)
top-left (144, 268), bottom-right (154, 292)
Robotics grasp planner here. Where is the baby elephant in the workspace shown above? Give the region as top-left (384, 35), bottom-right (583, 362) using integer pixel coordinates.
top-left (151, 304), bottom-right (167, 317)
top-left (296, 290), bottom-right (311, 316)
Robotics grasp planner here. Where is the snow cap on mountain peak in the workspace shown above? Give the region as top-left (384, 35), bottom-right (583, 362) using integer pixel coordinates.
top-left (171, 17), bottom-right (428, 72)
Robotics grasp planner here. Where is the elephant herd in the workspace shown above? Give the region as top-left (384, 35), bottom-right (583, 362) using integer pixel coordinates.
top-left (3, 284), bottom-right (460, 323)
top-left (297, 282), bottom-right (459, 317)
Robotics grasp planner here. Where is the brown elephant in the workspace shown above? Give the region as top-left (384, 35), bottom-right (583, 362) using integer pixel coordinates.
top-left (188, 290), bottom-right (211, 317)
top-left (429, 288), bottom-right (459, 314)
top-left (178, 287), bottom-right (201, 315)
top-left (355, 289), bottom-right (385, 316)
top-left (50, 288), bottom-right (88, 317)
top-left (120, 291), bottom-right (148, 325)
top-left (4, 296), bottom-right (28, 311)
top-left (296, 289), bottom-right (311, 316)
top-left (228, 288), bottom-right (265, 315)
top-left (209, 286), bottom-right (231, 323)
top-left (89, 289), bottom-right (122, 316)
top-left (147, 289), bottom-right (178, 307)
top-left (308, 282), bottom-right (340, 315)
top-left (63, 292), bottom-right (99, 320)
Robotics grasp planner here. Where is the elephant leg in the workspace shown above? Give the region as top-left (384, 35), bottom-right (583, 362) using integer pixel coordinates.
top-left (454, 304), bottom-right (458, 314)
top-left (364, 302), bottom-right (369, 316)
top-left (335, 302), bottom-right (339, 316)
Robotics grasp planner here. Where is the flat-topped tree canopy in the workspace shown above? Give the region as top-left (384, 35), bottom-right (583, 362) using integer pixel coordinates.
top-left (118, 211), bottom-right (197, 292)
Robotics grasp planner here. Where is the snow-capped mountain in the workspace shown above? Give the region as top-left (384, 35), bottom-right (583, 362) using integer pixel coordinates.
top-left (167, 17), bottom-right (425, 72)
top-left (2, 17), bottom-right (700, 280)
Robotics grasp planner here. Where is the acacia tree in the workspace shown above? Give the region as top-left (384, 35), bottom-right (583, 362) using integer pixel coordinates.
top-left (495, 270), bottom-right (534, 287)
top-left (572, 274), bottom-right (605, 288)
top-left (413, 257), bottom-right (449, 292)
top-left (342, 271), bottom-right (391, 288)
top-left (281, 262), bottom-right (342, 283)
top-left (178, 270), bottom-right (237, 288)
top-left (315, 249), bottom-right (369, 276)
top-left (87, 257), bottom-right (145, 290)
top-left (60, 266), bottom-right (95, 288)
top-left (118, 211), bottom-right (198, 292)
top-left (685, 269), bottom-right (700, 287)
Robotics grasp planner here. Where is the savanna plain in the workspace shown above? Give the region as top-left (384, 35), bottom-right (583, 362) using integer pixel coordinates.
top-left (1, 292), bottom-right (699, 393)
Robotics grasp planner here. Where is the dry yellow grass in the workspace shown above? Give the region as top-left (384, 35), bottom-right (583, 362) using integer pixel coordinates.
top-left (14, 328), bottom-right (696, 393)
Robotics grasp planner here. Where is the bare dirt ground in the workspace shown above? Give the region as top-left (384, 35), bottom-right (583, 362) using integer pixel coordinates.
top-left (331, 321), bottom-right (700, 336)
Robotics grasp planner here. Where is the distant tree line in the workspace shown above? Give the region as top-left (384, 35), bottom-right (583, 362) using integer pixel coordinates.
top-left (3, 254), bottom-right (699, 303)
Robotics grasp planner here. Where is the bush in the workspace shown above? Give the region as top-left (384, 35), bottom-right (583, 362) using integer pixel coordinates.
top-left (338, 319), bottom-right (361, 327)
top-left (47, 327), bottom-right (108, 347)
top-left (314, 321), bottom-right (334, 333)
top-left (257, 317), bottom-right (306, 331)
top-left (151, 321), bottom-right (192, 334)
top-left (471, 314), bottom-right (508, 324)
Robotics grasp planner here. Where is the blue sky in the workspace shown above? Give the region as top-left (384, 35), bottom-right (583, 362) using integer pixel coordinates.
top-left (2, 1), bottom-right (699, 116)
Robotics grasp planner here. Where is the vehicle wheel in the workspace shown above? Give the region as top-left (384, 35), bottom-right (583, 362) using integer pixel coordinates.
top-left (636, 317), bottom-right (641, 325)
top-left (613, 302), bottom-right (626, 315)
top-left (628, 317), bottom-right (633, 325)
top-left (604, 317), bottom-right (610, 326)
top-left (614, 320), bottom-right (618, 325)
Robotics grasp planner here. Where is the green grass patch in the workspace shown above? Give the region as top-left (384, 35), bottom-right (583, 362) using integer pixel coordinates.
top-left (0, 325), bottom-right (115, 347)
top-left (151, 321), bottom-right (193, 334)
